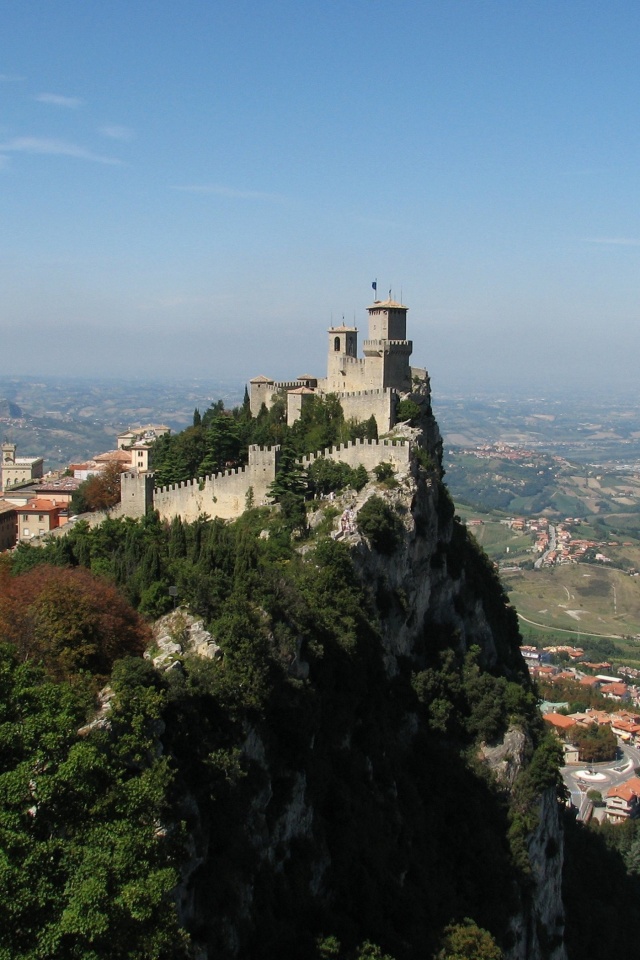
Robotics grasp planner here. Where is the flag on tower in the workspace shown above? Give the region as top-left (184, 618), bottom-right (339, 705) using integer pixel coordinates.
top-left (371, 281), bottom-right (377, 293)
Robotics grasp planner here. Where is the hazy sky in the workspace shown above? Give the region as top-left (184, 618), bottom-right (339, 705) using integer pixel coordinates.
top-left (2, 1), bottom-right (639, 396)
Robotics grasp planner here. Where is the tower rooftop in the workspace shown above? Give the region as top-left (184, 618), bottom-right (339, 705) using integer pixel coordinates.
top-left (368, 298), bottom-right (408, 310)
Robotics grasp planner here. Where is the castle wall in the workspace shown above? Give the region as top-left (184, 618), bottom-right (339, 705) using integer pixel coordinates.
top-left (113, 437), bottom-right (413, 526)
top-left (338, 389), bottom-right (395, 436)
top-left (152, 445), bottom-right (280, 523)
top-left (382, 344), bottom-right (412, 391)
top-left (250, 381), bottom-right (277, 416)
top-left (115, 472), bottom-right (156, 519)
top-left (299, 437), bottom-right (411, 473)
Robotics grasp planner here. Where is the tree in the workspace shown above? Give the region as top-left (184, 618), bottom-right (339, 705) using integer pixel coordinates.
top-left (356, 496), bottom-right (403, 554)
top-left (569, 723), bottom-right (617, 763)
top-left (71, 461), bottom-right (126, 513)
top-left (0, 565), bottom-right (151, 683)
top-left (0, 646), bottom-right (189, 959)
top-left (436, 918), bottom-right (503, 959)
top-left (395, 398), bottom-right (421, 423)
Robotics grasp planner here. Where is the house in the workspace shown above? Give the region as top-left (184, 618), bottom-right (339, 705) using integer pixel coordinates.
top-left (520, 646), bottom-right (551, 665)
top-left (562, 743), bottom-right (580, 765)
top-left (605, 776), bottom-right (640, 821)
top-left (543, 713), bottom-right (576, 734)
top-left (579, 676), bottom-right (601, 690)
top-left (71, 450), bottom-right (132, 481)
top-left (600, 682), bottom-right (629, 702)
top-left (610, 716), bottom-right (640, 743)
top-left (538, 701), bottom-right (569, 715)
top-left (1, 443), bottom-right (44, 493)
top-left (0, 501), bottom-right (17, 551)
top-left (116, 424), bottom-right (170, 449)
top-left (17, 499), bottom-right (69, 541)
top-left (1, 476), bottom-right (82, 507)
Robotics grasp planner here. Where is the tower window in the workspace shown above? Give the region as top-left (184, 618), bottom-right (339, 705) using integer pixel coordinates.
top-left (334, 337), bottom-right (341, 351)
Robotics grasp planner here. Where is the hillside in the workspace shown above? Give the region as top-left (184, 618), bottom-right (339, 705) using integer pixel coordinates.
top-left (1, 395), bottom-right (571, 960)
top-left (4, 395), bottom-right (640, 959)
top-left (445, 446), bottom-right (640, 522)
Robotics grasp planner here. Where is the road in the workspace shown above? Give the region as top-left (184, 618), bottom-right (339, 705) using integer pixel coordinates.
top-left (517, 612), bottom-right (624, 640)
top-left (534, 523), bottom-right (556, 570)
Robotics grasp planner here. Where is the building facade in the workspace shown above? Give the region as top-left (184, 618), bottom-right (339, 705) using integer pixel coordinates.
top-left (1, 443), bottom-right (44, 493)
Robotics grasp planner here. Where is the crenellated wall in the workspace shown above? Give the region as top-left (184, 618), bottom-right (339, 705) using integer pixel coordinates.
top-left (299, 437), bottom-right (411, 472)
top-left (115, 439), bottom-right (413, 524)
top-left (152, 445), bottom-right (281, 523)
top-left (337, 388), bottom-right (395, 435)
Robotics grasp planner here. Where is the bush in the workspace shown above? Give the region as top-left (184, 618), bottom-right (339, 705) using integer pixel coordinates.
top-left (395, 398), bottom-right (421, 423)
top-left (356, 496), bottom-right (404, 554)
top-left (372, 462), bottom-right (397, 488)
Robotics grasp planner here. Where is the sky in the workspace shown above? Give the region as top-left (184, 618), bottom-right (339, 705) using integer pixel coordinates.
top-left (1, 1), bottom-right (640, 397)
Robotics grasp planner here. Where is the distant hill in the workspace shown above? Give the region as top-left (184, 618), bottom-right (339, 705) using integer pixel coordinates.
top-left (445, 445), bottom-right (640, 522)
top-left (0, 397), bottom-right (22, 418)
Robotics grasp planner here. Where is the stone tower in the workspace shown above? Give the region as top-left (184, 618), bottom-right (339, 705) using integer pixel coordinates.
top-left (362, 298), bottom-right (413, 392)
top-left (326, 323), bottom-right (360, 389)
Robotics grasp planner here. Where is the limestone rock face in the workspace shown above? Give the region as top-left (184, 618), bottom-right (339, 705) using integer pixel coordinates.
top-left (148, 609), bottom-right (223, 670)
top-left (508, 789), bottom-right (567, 960)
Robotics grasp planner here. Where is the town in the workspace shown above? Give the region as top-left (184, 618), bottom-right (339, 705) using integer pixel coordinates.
top-left (521, 643), bottom-right (640, 824)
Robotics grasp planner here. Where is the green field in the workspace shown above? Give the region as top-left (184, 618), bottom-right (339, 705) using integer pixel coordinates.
top-left (503, 564), bottom-right (640, 639)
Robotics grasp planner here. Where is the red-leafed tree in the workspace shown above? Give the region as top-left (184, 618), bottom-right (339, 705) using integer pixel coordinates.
top-left (71, 460), bottom-right (125, 513)
top-left (0, 565), bottom-right (151, 682)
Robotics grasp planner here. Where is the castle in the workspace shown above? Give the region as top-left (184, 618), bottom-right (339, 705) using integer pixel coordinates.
top-left (249, 297), bottom-right (426, 435)
top-left (111, 296), bottom-right (428, 526)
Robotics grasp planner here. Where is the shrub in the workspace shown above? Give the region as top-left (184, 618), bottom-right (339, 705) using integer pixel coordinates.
top-left (356, 496), bottom-right (404, 554)
top-left (395, 398), bottom-right (421, 423)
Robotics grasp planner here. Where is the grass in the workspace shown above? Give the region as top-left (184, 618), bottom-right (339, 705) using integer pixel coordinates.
top-left (503, 564), bottom-right (640, 639)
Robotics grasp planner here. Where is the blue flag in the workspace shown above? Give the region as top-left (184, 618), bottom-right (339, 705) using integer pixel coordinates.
top-left (372, 281), bottom-right (377, 292)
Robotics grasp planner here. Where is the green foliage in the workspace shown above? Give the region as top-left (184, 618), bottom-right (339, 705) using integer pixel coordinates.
top-left (569, 722), bottom-right (617, 763)
top-left (414, 445), bottom-right (436, 471)
top-left (1, 449), bottom-right (569, 959)
top-left (435, 918), bottom-right (503, 959)
top-left (308, 459), bottom-right (367, 497)
top-left (395, 398), bottom-right (421, 424)
top-left (0, 646), bottom-right (188, 960)
top-left (372, 462), bottom-right (396, 486)
top-left (412, 648), bottom-right (538, 744)
top-left (508, 733), bottom-right (564, 875)
top-left (356, 496), bottom-right (404, 554)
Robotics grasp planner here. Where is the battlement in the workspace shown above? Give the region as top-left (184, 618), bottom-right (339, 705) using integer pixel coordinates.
top-left (299, 438), bottom-right (409, 463)
top-left (363, 339), bottom-right (412, 353)
top-left (300, 437), bottom-right (412, 473)
top-left (154, 463), bottom-right (250, 497)
top-left (273, 380), bottom-right (305, 390)
top-left (334, 388), bottom-right (393, 399)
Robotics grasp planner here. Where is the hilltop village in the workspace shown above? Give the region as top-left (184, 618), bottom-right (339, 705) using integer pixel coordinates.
top-left (0, 297), bottom-right (432, 546)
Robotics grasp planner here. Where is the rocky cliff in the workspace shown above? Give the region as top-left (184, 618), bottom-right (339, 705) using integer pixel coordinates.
top-left (151, 393), bottom-right (567, 960)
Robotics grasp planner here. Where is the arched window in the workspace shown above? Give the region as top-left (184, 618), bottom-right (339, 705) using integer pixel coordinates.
top-left (334, 336), bottom-right (341, 351)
